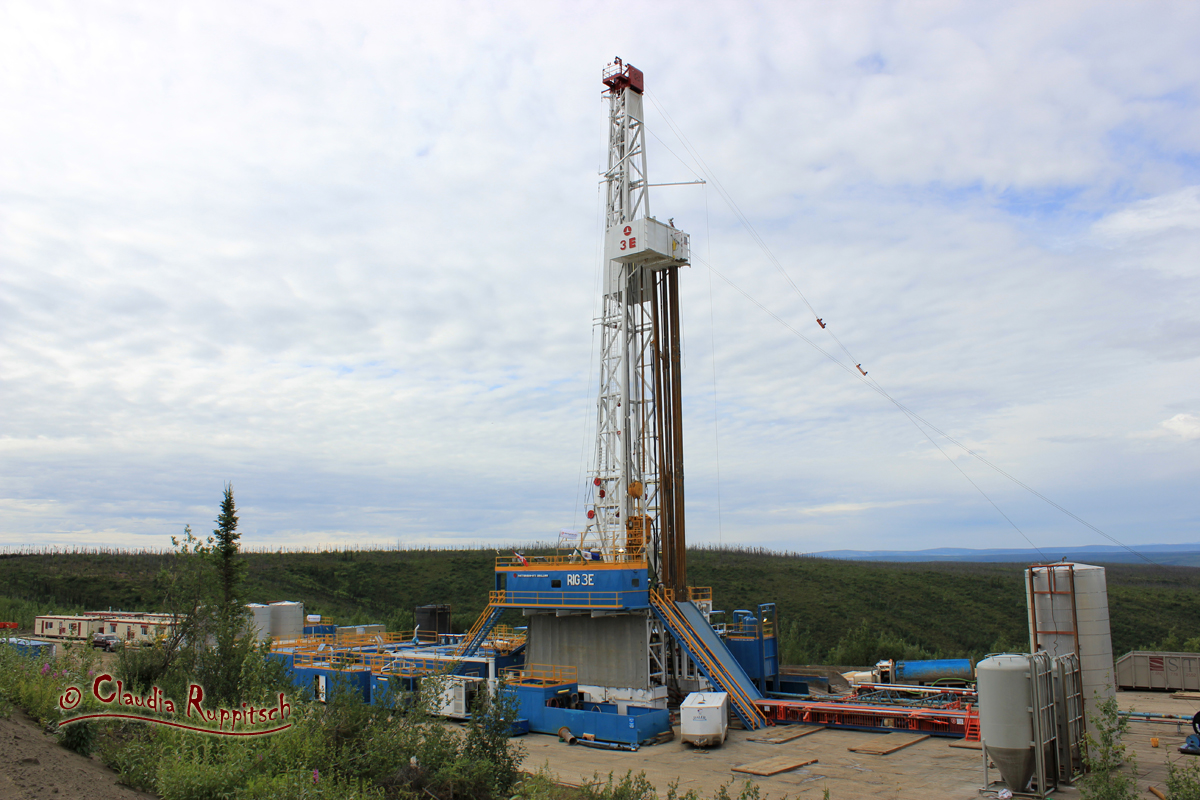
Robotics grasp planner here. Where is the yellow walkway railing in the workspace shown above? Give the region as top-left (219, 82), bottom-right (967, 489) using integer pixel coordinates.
top-left (650, 588), bottom-right (769, 730)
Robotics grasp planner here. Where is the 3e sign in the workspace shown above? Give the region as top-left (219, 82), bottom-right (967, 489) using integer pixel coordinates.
top-left (618, 225), bottom-right (637, 251)
top-left (566, 573), bottom-right (595, 587)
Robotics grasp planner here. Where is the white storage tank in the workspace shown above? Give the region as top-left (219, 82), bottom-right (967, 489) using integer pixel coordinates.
top-left (978, 654), bottom-right (1035, 792)
top-left (269, 601), bottom-right (304, 641)
top-left (681, 692), bottom-right (728, 747)
top-left (1027, 563), bottom-right (1115, 724)
top-left (246, 604), bottom-right (272, 642)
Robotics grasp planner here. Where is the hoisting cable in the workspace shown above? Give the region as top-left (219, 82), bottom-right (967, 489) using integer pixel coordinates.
top-left (695, 254), bottom-right (1045, 559)
top-left (573, 180), bottom-right (607, 529)
top-left (647, 91), bottom-right (1156, 567)
top-left (705, 185), bottom-right (725, 546)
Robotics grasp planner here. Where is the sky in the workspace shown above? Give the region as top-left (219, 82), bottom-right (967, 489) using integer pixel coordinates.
top-left (1, 1), bottom-right (1197, 554)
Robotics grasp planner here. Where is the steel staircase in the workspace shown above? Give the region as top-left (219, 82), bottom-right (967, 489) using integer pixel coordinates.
top-left (650, 588), bottom-right (770, 730)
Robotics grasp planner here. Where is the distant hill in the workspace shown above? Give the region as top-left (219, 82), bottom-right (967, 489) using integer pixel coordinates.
top-left (812, 543), bottom-right (1200, 566)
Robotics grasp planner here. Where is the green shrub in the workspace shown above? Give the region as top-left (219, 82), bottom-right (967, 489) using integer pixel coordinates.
top-left (96, 723), bottom-right (162, 793)
top-left (1079, 694), bottom-right (1138, 800)
top-left (1166, 756), bottom-right (1200, 800)
top-left (59, 719), bottom-right (97, 756)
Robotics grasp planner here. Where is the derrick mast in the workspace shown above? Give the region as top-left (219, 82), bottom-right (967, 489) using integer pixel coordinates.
top-left (585, 59), bottom-right (690, 593)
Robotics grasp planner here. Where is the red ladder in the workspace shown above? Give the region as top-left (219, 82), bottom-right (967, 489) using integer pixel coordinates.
top-left (964, 705), bottom-right (980, 741)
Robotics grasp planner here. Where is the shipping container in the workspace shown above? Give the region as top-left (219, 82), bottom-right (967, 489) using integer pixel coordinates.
top-left (1115, 651), bottom-right (1200, 691)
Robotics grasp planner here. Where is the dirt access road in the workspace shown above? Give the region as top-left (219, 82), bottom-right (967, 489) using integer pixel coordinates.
top-left (0, 708), bottom-right (156, 800)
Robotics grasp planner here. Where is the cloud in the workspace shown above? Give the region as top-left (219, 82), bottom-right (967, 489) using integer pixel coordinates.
top-left (1161, 414), bottom-right (1200, 442)
top-left (0, 1), bottom-right (1198, 552)
top-left (790, 500), bottom-right (934, 517)
top-left (1093, 187), bottom-right (1200, 242)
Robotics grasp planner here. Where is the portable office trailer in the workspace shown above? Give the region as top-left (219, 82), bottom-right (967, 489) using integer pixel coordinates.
top-left (34, 615), bottom-right (98, 640)
top-left (1116, 651), bottom-right (1200, 691)
top-left (99, 616), bottom-right (175, 646)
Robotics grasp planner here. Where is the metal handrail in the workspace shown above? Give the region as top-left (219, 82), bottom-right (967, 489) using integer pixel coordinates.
top-left (362, 652), bottom-right (451, 677)
top-left (650, 588), bottom-right (768, 729)
top-left (292, 650), bottom-right (369, 669)
top-left (489, 590), bottom-right (641, 608)
top-left (495, 553), bottom-right (649, 569)
top-left (502, 663), bottom-right (578, 686)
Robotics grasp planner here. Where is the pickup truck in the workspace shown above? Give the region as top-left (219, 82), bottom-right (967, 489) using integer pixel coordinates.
top-left (91, 633), bottom-right (121, 652)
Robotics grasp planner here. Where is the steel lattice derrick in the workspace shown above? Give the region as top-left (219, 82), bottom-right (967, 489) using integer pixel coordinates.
top-left (584, 60), bottom-right (687, 586)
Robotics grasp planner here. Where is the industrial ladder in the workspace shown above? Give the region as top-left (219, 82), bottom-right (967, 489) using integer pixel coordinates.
top-left (650, 588), bottom-right (770, 730)
top-left (453, 604), bottom-right (503, 659)
top-left (1027, 563), bottom-right (1080, 657)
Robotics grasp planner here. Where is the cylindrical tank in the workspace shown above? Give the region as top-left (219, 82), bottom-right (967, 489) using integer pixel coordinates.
top-left (895, 658), bottom-right (974, 683)
top-left (269, 601), bottom-right (304, 640)
top-left (978, 654), bottom-right (1035, 792)
top-left (1028, 563), bottom-right (1115, 724)
top-left (246, 603), bottom-right (273, 642)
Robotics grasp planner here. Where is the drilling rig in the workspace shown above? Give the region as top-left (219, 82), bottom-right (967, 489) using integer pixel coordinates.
top-left (463, 62), bottom-right (771, 726)
top-left (584, 57), bottom-right (690, 595)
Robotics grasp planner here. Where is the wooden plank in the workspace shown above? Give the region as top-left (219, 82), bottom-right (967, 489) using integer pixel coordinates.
top-left (848, 734), bottom-right (930, 755)
top-left (949, 739), bottom-right (983, 750)
top-left (731, 756), bottom-right (819, 776)
top-left (748, 726), bottom-right (824, 744)
top-left (1172, 692), bottom-right (1200, 701)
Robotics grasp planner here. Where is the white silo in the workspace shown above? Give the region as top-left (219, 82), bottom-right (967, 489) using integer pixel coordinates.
top-left (1026, 563), bottom-right (1115, 725)
top-left (978, 654), bottom-right (1036, 792)
top-left (269, 601), bottom-right (305, 641)
top-left (246, 604), bottom-right (273, 642)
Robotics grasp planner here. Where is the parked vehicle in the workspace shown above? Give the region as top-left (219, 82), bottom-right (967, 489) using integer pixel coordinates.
top-left (91, 633), bottom-right (121, 652)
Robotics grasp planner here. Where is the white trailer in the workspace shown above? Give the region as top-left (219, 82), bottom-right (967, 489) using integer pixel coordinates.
top-left (681, 692), bottom-right (728, 747)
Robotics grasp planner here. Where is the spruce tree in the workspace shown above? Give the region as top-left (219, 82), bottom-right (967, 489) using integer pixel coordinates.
top-left (213, 482), bottom-right (245, 618)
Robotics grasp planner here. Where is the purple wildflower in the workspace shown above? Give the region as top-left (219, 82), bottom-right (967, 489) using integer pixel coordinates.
top-left (41, 663), bottom-right (51, 675)
top-left (313, 768), bottom-right (320, 784)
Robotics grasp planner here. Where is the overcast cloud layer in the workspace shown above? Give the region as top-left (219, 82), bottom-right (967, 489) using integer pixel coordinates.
top-left (1, 1), bottom-right (1197, 553)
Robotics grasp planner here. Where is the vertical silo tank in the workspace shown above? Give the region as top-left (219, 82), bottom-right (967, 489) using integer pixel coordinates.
top-left (978, 654), bottom-right (1035, 792)
top-left (246, 604), bottom-right (273, 642)
top-left (1027, 563), bottom-right (1115, 724)
top-left (269, 601), bottom-right (304, 641)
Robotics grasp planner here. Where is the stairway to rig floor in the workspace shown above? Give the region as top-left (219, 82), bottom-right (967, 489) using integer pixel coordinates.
top-left (453, 604), bottom-right (503, 659)
top-left (650, 588), bottom-right (770, 730)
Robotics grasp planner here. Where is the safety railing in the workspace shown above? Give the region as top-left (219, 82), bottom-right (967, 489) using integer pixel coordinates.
top-left (650, 588), bottom-right (768, 729)
top-left (489, 590), bottom-right (634, 609)
top-left (725, 620), bottom-right (776, 639)
top-left (495, 553), bottom-right (648, 570)
top-left (501, 663), bottom-right (578, 687)
top-left (452, 605), bottom-right (501, 658)
top-left (271, 633), bottom-right (337, 651)
top-left (486, 624), bottom-right (527, 654)
top-left (292, 649), bottom-right (369, 670)
top-left (273, 628), bottom-right (447, 652)
top-left (362, 652), bottom-right (451, 677)
top-left (659, 586), bottom-right (712, 604)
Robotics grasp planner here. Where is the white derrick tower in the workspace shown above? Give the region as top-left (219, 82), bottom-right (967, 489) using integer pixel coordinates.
top-left (584, 60), bottom-right (690, 590)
